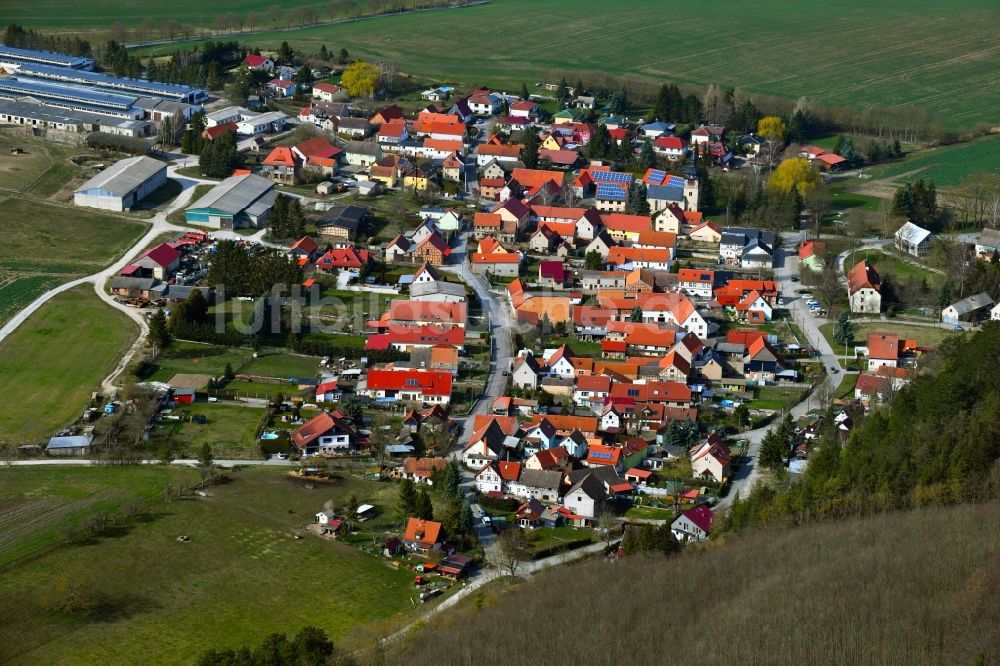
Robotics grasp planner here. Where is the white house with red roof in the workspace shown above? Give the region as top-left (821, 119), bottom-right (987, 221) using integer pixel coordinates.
top-left (689, 432), bottom-right (731, 483)
top-left (130, 243), bottom-right (181, 280)
top-left (671, 504), bottom-right (714, 542)
top-left (361, 368), bottom-right (453, 405)
top-left (291, 411), bottom-right (357, 455)
top-left (311, 82), bottom-right (346, 102)
top-left (243, 54), bottom-right (274, 71)
top-left (267, 78), bottom-right (298, 97)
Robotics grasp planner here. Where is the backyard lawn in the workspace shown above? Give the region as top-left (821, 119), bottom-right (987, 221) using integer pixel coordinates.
top-left (0, 287), bottom-right (137, 442)
top-left (524, 525), bottom-right (595, 558)
top-left (151, 402), bottom-right (265, 458)
top-left (750, 386), bottom-right (807, 412)
top-left (819, 321), bottom-right (964, 351)
top-left (139, 341), bottom-right (253, 384)
top-left (844, 249), bottom-right (946, 290)
top-left (0, 467), bottom-right (418, 664)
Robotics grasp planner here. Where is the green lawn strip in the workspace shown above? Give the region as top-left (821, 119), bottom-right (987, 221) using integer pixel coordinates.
top-left (140, 341), bottom-right (254, 384)
top-left (0, 467), bottom-right (418, 663)
top-left (524, 525), bottom-right (595, 558)
top-left (0, 286), bottom-right (138, 442)
top-left (547, 336), bottom-right (601, 357)
top-left (835, 373), bottom-right (859, 399)
top-left (244, 351), bottom-right (323, 380)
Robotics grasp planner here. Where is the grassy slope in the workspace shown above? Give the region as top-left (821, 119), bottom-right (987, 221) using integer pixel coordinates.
top-left (134, 0), bottom-right (1000, 129)
top-left (400, 501), bottom-right (1000, 666)
top-left (0, 466), bottom-right (416, 664)
top-left (0, 286), bottom-right (138, 442)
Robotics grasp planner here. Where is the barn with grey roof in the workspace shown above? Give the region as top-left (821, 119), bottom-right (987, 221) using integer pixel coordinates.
top-left (74, 156), bottom-right (167, 211)
top-left (184, 174), bottom-right (276, 229)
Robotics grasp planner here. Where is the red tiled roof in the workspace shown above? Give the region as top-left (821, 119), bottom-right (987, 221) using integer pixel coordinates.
top-left (295, 136), bottom-right (341, 159)
top-left (403, 517), bottom-right (442, 547)
top-left (366, 368), bottom-right (453, 397)
top-left (262, 146), bottom-right (300, 167)
top-left (867, 332), bottom-right (900, 361)
top-left (141, 243), bottom-right (180, 268)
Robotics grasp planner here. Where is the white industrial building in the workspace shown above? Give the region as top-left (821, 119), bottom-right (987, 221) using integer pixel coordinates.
top-left (74, 156), bottom-right (168, 211)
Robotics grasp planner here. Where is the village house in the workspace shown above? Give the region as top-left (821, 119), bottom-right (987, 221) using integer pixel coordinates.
top-left (847, 260), bottom-right (882, 314)
top-left (361, 368), bottom-right (453, 406)
top-left (671, 505), bottom-right (714, 542)
top-left (402, 517), bottom-right (444, 553)
top-left (291, 411), bottom-right (357, 455)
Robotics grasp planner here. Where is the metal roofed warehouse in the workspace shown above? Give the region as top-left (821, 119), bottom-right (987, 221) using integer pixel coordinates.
top-left (0, 42), bottom-right (93, 70)
top-left (13, 63), bottom-right (206, 104)
top-left (74, 156), bottom-right (168, 211)
top-left (185, 174), bottom-right (277, 229)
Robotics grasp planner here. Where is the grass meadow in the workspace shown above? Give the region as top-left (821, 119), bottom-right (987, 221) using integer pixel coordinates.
top-left (0, 466), bottom-right (418, 664)
top-left (867, 134), bottom-right (1000, 186)
top-left (399, 500), bottom-right (1000, 666)
top-left (130, 0), bottom-right (1000, 130)
top-left (0, 286), bottom-right (138, 442)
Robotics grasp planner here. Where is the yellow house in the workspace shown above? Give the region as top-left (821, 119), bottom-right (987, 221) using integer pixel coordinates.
top-left (368, 164), bottom-right (398, 188)
top-left (541, 134), bottom-right (563, 151)
top-left (403, 164), bottom-right (435, 191)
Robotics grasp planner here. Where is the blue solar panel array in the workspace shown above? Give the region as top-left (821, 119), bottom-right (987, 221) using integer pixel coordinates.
top-left (667, 175), bottom-right (685, 188)
top-left (590, 450), bottom-right (614, 460)
top-left (592, 170), bottom-right (632, 184)
top-left (647, 169), bottom-right (667, 183)
top-left (596, 183), bottom-right (628, 201)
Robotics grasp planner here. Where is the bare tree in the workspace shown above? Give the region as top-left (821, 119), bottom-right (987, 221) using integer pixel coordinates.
top-left (816, 255), bottom-right (842, 313)
top-left (596, 508), bottom-right (620, 548)
top-left (488, 529), bottom-right (529, 578)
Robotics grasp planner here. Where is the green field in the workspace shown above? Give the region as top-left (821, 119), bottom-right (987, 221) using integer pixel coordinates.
top-left (0, 465), bottom-right (197, 568)
top-left (0, 466), bottom-right (418, 664)
top-left (132, 0), bottom-right (1000, 129)
top-left (0, 285), bottom-right (137, 442)
top-left (139, 340), bottom-right (253, 383)
top-left (868, 134), bottom-right (1000, 186)
top-left (0, 286), bottom-right (138, 442)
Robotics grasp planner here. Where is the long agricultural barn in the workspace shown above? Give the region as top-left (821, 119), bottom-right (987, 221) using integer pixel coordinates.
top-left (74, 156), bottom-right (168, 211)
top-left (0, 43), bottom-right (93, 70)
top-left (184, 174), bottom-right (276, 229)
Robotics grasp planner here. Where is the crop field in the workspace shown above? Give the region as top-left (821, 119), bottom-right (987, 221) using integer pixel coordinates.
top-left (0, 273), bottom-right (68, 326)
top-left (0, 286), bottom-right (137, 442)
top-left (133, 0), bottom-right (1000, 130)
top-left (867, 134), bottom-right (1000, 186)
top-left (0, 466), bottom-right (418, 664)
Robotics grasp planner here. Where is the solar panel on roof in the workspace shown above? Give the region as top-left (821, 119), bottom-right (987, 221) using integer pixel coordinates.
top-left (593, 170), bottom-right (632, 184)
top-left (667, 175), bottom-right (685, 187)
top-left (647, 169), bottom-right (667, 183)
top-left (596, 183), bottom-right (628, 200)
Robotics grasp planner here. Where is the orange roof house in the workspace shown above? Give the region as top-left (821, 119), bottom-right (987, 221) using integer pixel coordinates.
top-left (402, 517), bottom-right (443, 551)
top-left (516, 295), bottom-right (572, 325)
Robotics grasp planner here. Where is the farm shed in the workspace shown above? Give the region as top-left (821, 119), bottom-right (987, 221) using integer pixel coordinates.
top-left (74, 156), bottom-right (167, 211)
top-left (184, 174), bottom-right (276, 229)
